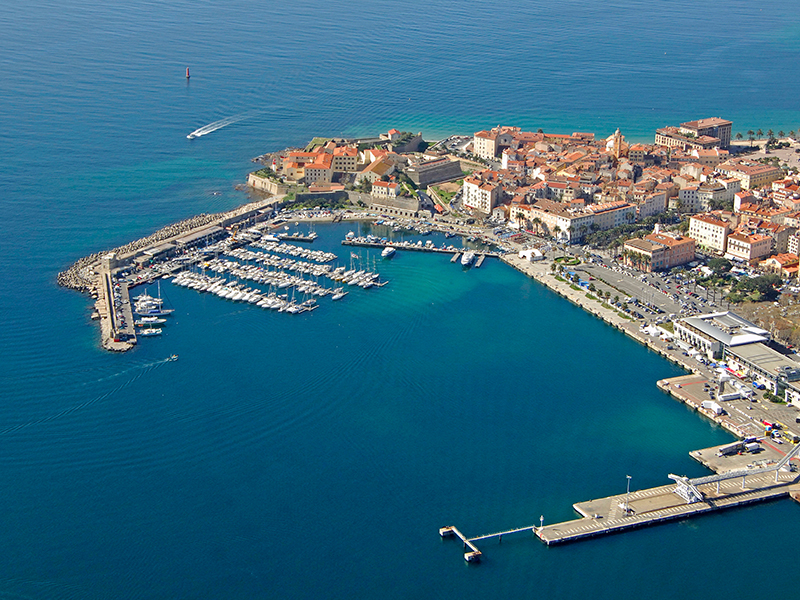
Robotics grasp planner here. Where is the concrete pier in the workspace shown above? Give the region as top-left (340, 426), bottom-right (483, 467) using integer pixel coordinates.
top-left (442, 472), bottom-right (800, 560)
top-left (537, 473), bottom-right (799, 545)
top-left (439, 526), bottom-right (482, 562)
top-left (442, 439), bottom-right (800, 559)
top-left (97, 265), bottom-right (136, 351)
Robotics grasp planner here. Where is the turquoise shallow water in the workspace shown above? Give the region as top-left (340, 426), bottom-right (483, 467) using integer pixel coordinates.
top-left (2, 0), bottom-right (800, 597)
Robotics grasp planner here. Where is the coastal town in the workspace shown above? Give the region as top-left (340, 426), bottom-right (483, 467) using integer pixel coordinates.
top-left (61, 118), bottom-right (800, 405)
top-left (58, 120), bottom-right (800, 558)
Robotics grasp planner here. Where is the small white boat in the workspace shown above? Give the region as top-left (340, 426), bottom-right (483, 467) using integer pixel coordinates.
top-left (135, 318), bottom-right (166, 326)
top-left (461, 251), bottom-right (476, 266)
top-left (381, 246), bottom-right (396, 258)
top-left (139, 328), bottom-right (162, 336)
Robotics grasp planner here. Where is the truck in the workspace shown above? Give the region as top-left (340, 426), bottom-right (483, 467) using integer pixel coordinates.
top-left (718, 391), bottom-right (741, 402)
top-left (717, 441), bottom-right (744, 456)
top-left (745, 442), bottom-right (762, 453)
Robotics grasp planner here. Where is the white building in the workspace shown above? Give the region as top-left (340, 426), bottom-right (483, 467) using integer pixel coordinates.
top-left (674, 311), bottom-right (769, 359)
top-left (462, 173), bottom-right (501, 214)
top-left (688, 213), bottom-right (730, 254)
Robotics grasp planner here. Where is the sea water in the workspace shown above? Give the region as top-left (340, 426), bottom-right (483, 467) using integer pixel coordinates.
top-left (1, 0), bottom-right (800, 597)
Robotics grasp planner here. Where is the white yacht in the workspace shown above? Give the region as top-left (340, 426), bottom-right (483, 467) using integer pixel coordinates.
top-left (139, 328), bottom-right (162, 336)
top-left (461, 251), bottom-right (476, 266)
top-left (381, 246), bottom-right (396, 258)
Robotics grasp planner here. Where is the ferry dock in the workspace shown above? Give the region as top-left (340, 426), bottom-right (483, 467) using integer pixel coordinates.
top-left (441, 440), bottom-right (800, 561)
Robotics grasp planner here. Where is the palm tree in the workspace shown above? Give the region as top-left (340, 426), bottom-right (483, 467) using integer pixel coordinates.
top-left (790, 130), bottom-right (796, 139)
top-left (779, 130), bottom-right (785, 139)
top-left (735, 132), bottom-right (743, 141)
top-left (532, 217), bottom-right (542, 236)
top-left (767, 129), bottom-right (774, 140)
top-left (747, 130), bottom-right (755, 147)
top-left (553, 225), bottom-right (561, 240)
top-left (757, 128), bottom-right (763, 138)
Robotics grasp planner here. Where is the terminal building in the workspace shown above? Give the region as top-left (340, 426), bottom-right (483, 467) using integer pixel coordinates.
top-left (674, 311), bottom-right (769, 359)
top-left (725, 343), bottom-right (800, 397)
top-left (675, 310), bottom-right (800, 401)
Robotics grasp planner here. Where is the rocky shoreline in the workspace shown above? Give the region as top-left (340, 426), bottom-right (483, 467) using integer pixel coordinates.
top-left (56, 199), bottom-right (275, 293)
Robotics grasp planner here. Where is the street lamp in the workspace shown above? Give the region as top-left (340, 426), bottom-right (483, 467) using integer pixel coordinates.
top-left (625, 475), bottom-right (632, 515)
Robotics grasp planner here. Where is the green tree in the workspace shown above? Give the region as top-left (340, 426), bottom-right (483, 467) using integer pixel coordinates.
top-left (747, 130), bottom-right (755, 147)
top-left (767, 129), bottom-right (774, 140)
top-left (707, 257), bottom-right (732, 276)
top-left (735, 132), bottom-right (743, 141)
top-left (757, 129), bottom-right (764, 138)
top-left (733, 273), bottom-right (782, 301)
top-left (779, 130), bottom-right (785, 138)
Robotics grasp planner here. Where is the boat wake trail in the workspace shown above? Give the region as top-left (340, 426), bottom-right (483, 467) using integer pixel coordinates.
top-left (0, 356), bottom-right (177, 436)
top-left (187, 111), bottom-right (256, 139)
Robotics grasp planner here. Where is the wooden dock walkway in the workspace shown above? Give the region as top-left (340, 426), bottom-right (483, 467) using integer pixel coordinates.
top-left (475, 254), bottom-right (486, 268)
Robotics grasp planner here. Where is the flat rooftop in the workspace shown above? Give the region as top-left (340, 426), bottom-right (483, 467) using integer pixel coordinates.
top-left (681, 311), bottom-right (769, 347)
top-left (727, 342), bottom-right (800, 377)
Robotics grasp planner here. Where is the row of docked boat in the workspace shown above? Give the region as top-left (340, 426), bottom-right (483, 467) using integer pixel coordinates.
top-left (346, 236), bottom-right (461, 254)
top-left (132, 288), bottom-right (172, 336)
top-left (251, 240), bottom-right (336, 263)
top-left (223, 248), bottom-right (333, 278)
top-left (328, 265), bottom-right (386, 288)
top-left (197, 258), bottom-right (335, 296)
top-left (369, 220), bottom-right (432, 235)
top-left (171, 271), bottom-right (330, 313)
top-left (222, 249), bottom-right (387, 289)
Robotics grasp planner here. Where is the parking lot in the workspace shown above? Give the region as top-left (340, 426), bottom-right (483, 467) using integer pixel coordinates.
top-left (568, 253), bottom-right (723, 323)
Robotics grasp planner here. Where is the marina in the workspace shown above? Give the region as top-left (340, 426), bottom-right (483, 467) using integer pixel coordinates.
top-left (64, 211), bottom-right (400, 350)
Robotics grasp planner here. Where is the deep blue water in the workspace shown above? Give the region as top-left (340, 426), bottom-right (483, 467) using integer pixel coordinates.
top-left (1, 1), bottom-right (800, 598)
